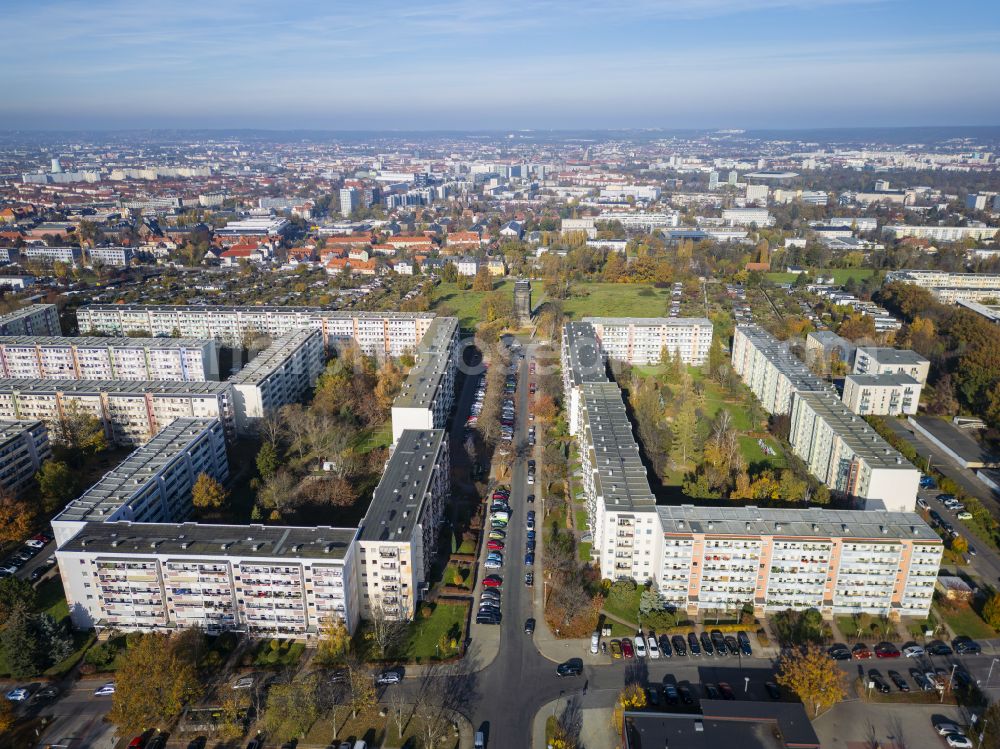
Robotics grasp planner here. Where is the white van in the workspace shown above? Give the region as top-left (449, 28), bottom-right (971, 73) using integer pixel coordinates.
top-left (353, 741), bottom-right (368, 749)
top-left (590, 632), bottom-right (600, 654)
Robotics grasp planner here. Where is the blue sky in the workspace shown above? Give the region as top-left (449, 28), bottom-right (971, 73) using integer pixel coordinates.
top-left (3, 0), bottom-right (999, 129)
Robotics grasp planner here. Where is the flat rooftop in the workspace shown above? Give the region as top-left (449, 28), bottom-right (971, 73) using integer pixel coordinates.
top-left (393, 317), bottom-right (458, 409)
top-left (0, 335), bottom-right (212, 349)
top-left (580, 381), bottom-right (656, 512)
top-left (563, 322), bottom-right (607, 386)
top-left (584, 316), bottom-right (713, 328)
top-left (0, 419), bottom-right (43, 445)
top-left (230, 330), bottom-right (320, 385)
top-left (0, 305), bottom-right (55, 322)
top-left (80, 304), bottom-right (435, 320)
top-left (913, 415), bottom-right (997, 467)
top-left (857, 347), bottom-right (929, 366)
top-left (845, 372), bottom-right (920, 387)
top-left (624, 702), bottom-right (820, 749)
top-left (54, 418), bottom-right (221, 524)
top-left (0, 378), bottom-right (232, 396)
top-left (737, 326), bottom-right (830, 392)
top-left (359, 429), bottom-right (446, 543)
top-left (796, 391), bottom-right (915, 470)
top-left (656, 504), bottom-right (938, 542)
top-left (59, 520), bottom-right (358, 561)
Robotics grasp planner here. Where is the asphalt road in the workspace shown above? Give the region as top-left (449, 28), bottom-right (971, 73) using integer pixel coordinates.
top-left (34, 680), bottom-right (118, 749)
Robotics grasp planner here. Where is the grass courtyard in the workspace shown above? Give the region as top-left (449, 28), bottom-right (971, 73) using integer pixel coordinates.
top-left (561, 283), bottom-right (677, 319)
top-left (765, 268), bottom-right (875, 285)
top-left (430, 279), bottom-right (513, 328)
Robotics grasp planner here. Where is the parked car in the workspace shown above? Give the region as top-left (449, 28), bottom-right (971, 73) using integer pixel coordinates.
top-left (718, 682), bottom-right (735, 700)
top-left (687, 632), bottom-right (701, 657)
top-left (874, 642), bottom-right (901, 658)
top-left (482, 575), bottom-right (503, 588)
top-left (927, 640), bottom-right (953, 656)
top-left (902, 645), bottom-right (925, 658)
top-left (610, 640), bottom-right (622, 659)
top-left (647, 635), bottom-right (660, 659)
top-left (911, 670), bottom-right (933, 691)
top-left (852, 643), bottom-right (872, 659)
top-left (663, 682), bottom-right (679, 704)
top-left (634, 634), bottom-right (648, 658)
top-left (935, 723), bottom-right (964, 736)
top-left (887, 671), bottom-right (909, 692)
top-left (94, 682), bottom-right (116, 696)
top-left (671, 635), bottom-right (688, 657)
top-left (658, 634), bottom-right (673, 658)
top-left (827, 644), bottom-right (851, 661)
top-left (953, 637), bottom-right (981, 654)
top-left (764, 681), bottom-right (781, 700)
top-left (375, 669), bottom-right (402, 685)
top-left (232, 676), bottom-right (255, 690)
top-left (556, 658), bottom-right (583, 677)
top-left (945, 735), bottom-right (973, 749)
top-left (678, 685), bottom-right (694, 705)
top-left (699, 631), bottom-right (715, 656)
top-left (622, 638), bottom-right (635, 659)
top-left (737, 631), bottom-right (753, 657)
top-left (524, 618), bottom-right (536, 635)
top-left (868, 670), bottom-right (890, 693)
top-left (724, 636), bottom-right (740, 656)
top-left (703, 683), bottom-right (721, 699)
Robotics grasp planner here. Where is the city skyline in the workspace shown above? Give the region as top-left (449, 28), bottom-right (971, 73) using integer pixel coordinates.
top-left (4, 0), bottom-right (999, 130)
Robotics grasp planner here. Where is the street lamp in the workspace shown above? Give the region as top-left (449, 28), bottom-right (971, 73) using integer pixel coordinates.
top-left (942, 663), bottom-right (957, 703)
top-left (988, 658), bottom-right (999, 687)
top-left (744, 676), bottom-right (750, 694)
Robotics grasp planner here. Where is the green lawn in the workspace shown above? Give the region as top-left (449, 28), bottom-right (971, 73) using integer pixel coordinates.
top-left (457, 539), bottom-right (477, 555)
top-left (430, 279), bottom-right (513, 328)
top-left (939, 607), bottom-right (997, 640)
top-left (739, 435), bottom-right (786, 470)
top-left (603, 585), bottom-right (642, 626)
top-left (354, 422), bottom-right (392, 454)
top-left (561, 283), bottom-right (675, 319)
top-left (575, 508), bottom-right (590, 531)
top-left (578, 542), bottom-right (592, 562)
top-left (765, 268), bottom-right (875, 285)
top-left (398, 601), bottom-right (468, 661)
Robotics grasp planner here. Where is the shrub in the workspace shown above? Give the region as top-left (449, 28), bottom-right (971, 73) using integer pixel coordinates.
top-left (79, 662), bottom-right (96, 675)
top-left (269, 638), bottom-right (282, 651)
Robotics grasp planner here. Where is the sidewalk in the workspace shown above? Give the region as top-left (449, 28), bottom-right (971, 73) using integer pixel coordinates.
top-left (531, 695), bottom-right (617, 749)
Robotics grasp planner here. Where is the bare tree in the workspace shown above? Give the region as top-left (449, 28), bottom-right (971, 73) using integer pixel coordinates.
top-left (386, 686), bottom-right (410, 741)
top-left (368, 598), bottom-right (406, 658)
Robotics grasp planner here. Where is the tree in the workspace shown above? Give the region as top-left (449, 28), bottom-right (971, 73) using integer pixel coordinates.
top-left (671, 398), bottom-right (699, 467)
top-left (0, 576), bottom-right (37, 623)
top-left (191, 473), bottom-right (228, 511)
top-left (255, 441), bottom-right (281, 481)
top-left (471, 266), bottom-right (494, 292)
top-left (982, 592), bottom-right (1000, 630)
top-left (0, 604), bottom-right (44, 678)
top-left (36, 459), bottom-right (78, 511)
top-left (776, 644), bottom-right (846, 717)
top-left (368, 598), bottom-right (405, 658)
top-left (262, 676), bottom-right (321, 739)
top-left (256, 469), bottom-right (300, 517)
top-left (52, 402), bottom-right (107, 460)
top-left (0, 492), bottom-right (33, 543)
top-left (316, 615), bottom-right (351, 664)
top-left (108, 632), bottom-right (204, 735)
top-left (441, 262), bottom-right (458, 283)
top-left (950, 535), bottom-right (969, 555)
top-left (216, 691), bottom-right (250, 741)
top-left (346, 659), bottom-right (376, 719)
top-left (612, 684), bottom-right (647, 734)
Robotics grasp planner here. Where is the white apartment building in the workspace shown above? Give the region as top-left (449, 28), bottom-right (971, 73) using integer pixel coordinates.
top-left (853, 347), bottom-right (930, 385)
top-left (805, 331), bottom-right (856, 370)
top-left (722, 208), bottom-right (774, 227)
top-left (0, 305), bottom-right (62, 336)
top-left (56, 521), bottom-right (360, 635)
top-left (561, 322), bottom-right (609, 437)
top-left (583, 317), bottom-right (714, 366)
top-left (745, 184), bottom-right (769, 204)
top-left (229, 330), bottom-right (324, 431)
top-left (842, 373), bottom-right (922, 416)
top-left (561, 217), bottom-right (597, 237)
top-left (21, 246), bottom-right (82, 266)
top-left (76, 305), bottom-right (437, 356)
top-left (885, 269), bottom-right (1000, 305)
top-left (0, 336), bottom-right (218, 381)
top-left (356, 429), bottom-right (450, 620)
top-left (600, 186), bottom-right (660, 201)
top-left (597, 212), bottom-right (681, 231)
top-left (655, 505), bottom-right (940, 619)
top-left (0, 420), bottom-right (51, 496)
top-left (789, 391), bottom-right (919, 512)
top-left (390, 317), bottom-right (458, 442)
top-left (0, 378), bottom-right (236, 446)
top-left (87, 247), bottom-right (132, 268)
top-left (881, 225), bottom-right (1000, 242)
top-left (731, 326), bottom-right (831, 415)
top-left (51, 417), bottom-right (229, 547)
top-left (456, 257), bottom-right (479, 276)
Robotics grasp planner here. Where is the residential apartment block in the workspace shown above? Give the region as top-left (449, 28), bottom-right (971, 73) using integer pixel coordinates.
top-left (0, 420), bottom-right (51, 496)
top-left (842, 373), bottom-right (922, 416)
top-left (51, 418), bottom-right (229, 546)
top-left (583, 317), bottom-right (714, 366)
top-left (0, 305), bottom-right (62, 336)
top-left (722, 208), bottom-right (774, 227)
top-left (853, 347), bottom-right (930, 385)
top-left (87, 246), bottom-right (132, 268)
top-left (655, 505), bottom-right (940, 619)
top-left (561, 321), bottom-right (609, 436)
top-left (390, 317), bottom-right (459, 442)
top-left (0, 336), bottom-right (218, 381)
top-left (0, 378), bottom-right (235, 446)
top-left (56, 521), bottom-right (359, 635)
top-left (76, 305), bottom-right (437, 356)
top-left (731, 326), bottom-right (831, 415)
top-left (789, 391), bottom-right (919, 512)
top-left (356, 429), bottom-right (450, 620)
top-left (230, 330), bottom-right (324, 431)
top-left (881, 225), bottom-right (999, 243)
top-left (21, 246), bottom-right (82, 266)
top-left (885, 269), bottom-right (1000, 305)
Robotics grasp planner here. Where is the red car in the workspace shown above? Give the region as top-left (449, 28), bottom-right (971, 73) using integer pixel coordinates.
top-left (492, 491), bottom-right (510, 500)
top-left (621, 637), bottom-right (635, 659)
top-left (483, 575), bottom-right (503, 588)
top-left (852, 643), bottom-right (872, 659)
top-left (874, 642), bottom-right (900, 658)
top-left (487, 540), bottom-right (505, 551)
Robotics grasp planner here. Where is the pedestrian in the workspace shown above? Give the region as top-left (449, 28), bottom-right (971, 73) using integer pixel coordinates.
top-left (583, 679), bottom-right (588, 695)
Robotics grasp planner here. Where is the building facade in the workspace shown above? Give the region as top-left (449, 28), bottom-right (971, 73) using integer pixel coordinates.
top-left (389, 317), bottom-right (459, 442)
top-left (0, 336), bottom-right (218, 381)
top-left (0, 420), bottom-right (51, 496)
top-left (853, 347), bottom-right (930, 385)
top-left (0, 305), bottom-right (62, 336)
top-left (842, 373), bottom-right (922, 416)
top-left (583, 317), bottom-right (714, 366)
top-left (731, 326), bottom-right (831, 415)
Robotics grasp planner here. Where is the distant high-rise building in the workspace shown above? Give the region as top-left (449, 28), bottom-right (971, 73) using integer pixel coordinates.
top-left (966, 194), bottom-right (988, 211)
top-left (728, 170), bottom-right (738, 185)
top-left (339, 187), bottom-right (359, 217)
top-left (708, 171), bottom-right (719, 191)
top-left (50, 157), bottom-right (62, 173)
top-left (875, 179), bottom-right (891, 192)
top-left (514, 279), bottom-right (532, 325)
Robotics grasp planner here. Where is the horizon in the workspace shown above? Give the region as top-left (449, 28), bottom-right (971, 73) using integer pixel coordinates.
top-left (4, 0), bottom-right (999, 130)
